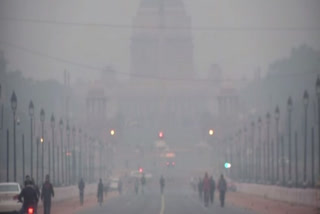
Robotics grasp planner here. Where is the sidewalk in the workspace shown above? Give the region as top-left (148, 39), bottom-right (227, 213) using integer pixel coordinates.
top-left (38, 192), bottom-right (118, 214)
top-left (227, 191), bottom-right (319, 214)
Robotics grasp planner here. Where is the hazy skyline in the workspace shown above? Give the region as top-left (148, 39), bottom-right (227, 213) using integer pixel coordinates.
top-left (0, 0), bottom-right (320, 83)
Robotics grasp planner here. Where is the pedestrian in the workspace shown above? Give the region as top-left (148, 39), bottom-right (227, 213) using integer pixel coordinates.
top-left (203, 172), bottom-right (210, 207)
top-left (118, 179), bottom-right (123, 195)
top-left (198, 178), bottom-right (203, 201)
top-left (141, 173), bottom-right (146, 194)
top-left (218, 174), bottom-right (227, 207)
top-left (210, 176), bottom-right (215, 204)
top-left (134, 178), bottom-right (139, 195)
top-left (41, 174), bottom-right (54, 214)
top-left (78, 178), bottom-right (85, 205)
top-left (160, 175), bottom-right (165, 194)
top-left (97, 178), bottom-right (104, 206)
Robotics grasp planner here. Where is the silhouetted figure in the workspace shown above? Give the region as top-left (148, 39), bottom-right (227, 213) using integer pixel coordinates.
top-left (160, 175), bottom-right (165, 194)
top-left (198, 178), bottom-right (203, 200)
top-left (218, 174), bottom-right (227, 207)
top-left (78, 178), bottom-right (85, 205)
top-left (203, 172), bottom-right (210, 207)
top-left (210, 176), bottom-right (216, 204)
top-left (41, 174), bottom-right (54, 214)
top-left (97, 179), bottom-right (104, 206)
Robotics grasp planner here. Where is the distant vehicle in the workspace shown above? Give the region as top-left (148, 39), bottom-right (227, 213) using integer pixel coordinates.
top-left (0, 182), bottom-right (21, 213)
top-left (108, 178), bottom-right (119, 192)
top-left (129, 170), bottom-right (153, 180)
top-left (165, 161), bottom-right (176, 167)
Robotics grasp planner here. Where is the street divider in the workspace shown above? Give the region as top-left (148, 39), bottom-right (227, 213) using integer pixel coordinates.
top-left (235, 183), bottom-right (318, 207)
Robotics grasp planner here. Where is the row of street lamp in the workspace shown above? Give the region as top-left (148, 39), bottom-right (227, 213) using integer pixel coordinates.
top-left (1, 85), bottom-right (100, 185)
top-left (225, 76), bottom-right (320, 188)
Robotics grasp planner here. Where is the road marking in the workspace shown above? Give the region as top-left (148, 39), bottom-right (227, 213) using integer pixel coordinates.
top-left (160, 194), bottom-right (165, 214)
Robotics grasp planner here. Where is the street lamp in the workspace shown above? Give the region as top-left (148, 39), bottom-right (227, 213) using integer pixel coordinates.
top-left (72, 126), bottom-right (76, 184)
top-left (40, 108), bottom-right (45, 182)
top-left (257, 117), bottom-right (262, 183)
top-left (274, 105), bottom-right (280, 185)
top-left (66, 123), bottom-right (70, 185)
top-left (243, 126), bottom-right (248, 182)
top-left (250, 121), bottom-right (255, 182)
top-left (303, 90), bottom-right (309, 187)
top-left (316, 76), bottom-right (320, 185)
top-left (59, 119), bottom-right (63, 185)
top-left (29, 100), bottom-right (34, 178)
top-left (79, 128), bottom-right (82, 179)
top-left (50, 114), bottom-right (55, 184)
top-left (287, 97), bottom-right (293, 186)
top-left (10, 91), bottom-right (17, 181)
top-left (266, 112), bottom-right (271, 184)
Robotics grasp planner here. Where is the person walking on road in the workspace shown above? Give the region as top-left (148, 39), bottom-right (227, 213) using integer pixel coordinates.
top-left (141, 173), bottom-right (146, 194)
top-left (134, 178), bottom-right (139, 195)
top-left (210, 176), bottom-right (216, 204)
top-left (97, 178), bottom-right (104, 206)
top-left (160, 175), bottom-right (165, 194)
top-left (203, 172), bottom-right (210, 207)
top-left (118, 179), bottom-right (123, 195)
top-left (198, 178), bottom-right (203, 201)
top-left (78, 178), bottom-right (85, 205)
top-left (218, 174), bottom-right (227, 207)
top-left (41, 174), bottom-right (54, 214)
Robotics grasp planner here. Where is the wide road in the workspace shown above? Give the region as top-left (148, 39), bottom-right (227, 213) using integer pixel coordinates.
top-left (77, 184), bottom-right (256, 214)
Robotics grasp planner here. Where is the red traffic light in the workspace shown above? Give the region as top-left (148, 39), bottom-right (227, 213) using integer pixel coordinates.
top-left (159, 131), bottom-right (164, 138)
top-left (139, 167), bottom-right (143, 173)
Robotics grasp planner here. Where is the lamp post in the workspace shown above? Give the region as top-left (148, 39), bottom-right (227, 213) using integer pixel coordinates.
top-left (251, 121), bottom-right (255, 182)
top-left (50, 114), bottom-right (55, 184)
top-left (244, 126), bottom-right (248, 181)
top-left (79, 128), bottom-right (82, 179)
top-left (36, 137), bottom-right (40, 184)
top-left (72, 126), bottom-right (76, 184)
top-left (275, 106), bottom-right (280, 185)
top-left (287, 97), bottom-right (293, 186)
top-left (238, 129), bottom-right (242, 181)
top-left (66, 123), bottom-right (70, 185)
top-left (59, 119), bottom-right (63, 185)
top-left (11, 91), bottom-right (17, 181)
top-left (266, 112), bottom-right (271, 184)
top-left (316, 76), bottom-right (320, 184)
top-left (257, 117), bottom-right (262, 183)
top-left (40, 108), bottom-right (45, 183)
top-left (28, 101), bottom-right (34, 178)
top-left (303, 90), bottom-right (309, 187)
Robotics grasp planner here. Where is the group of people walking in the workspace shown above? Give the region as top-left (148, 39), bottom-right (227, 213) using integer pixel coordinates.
top-left (195, 173), bottom-right (227, 207)
top-left (18, 174), bottom-right (54, 214)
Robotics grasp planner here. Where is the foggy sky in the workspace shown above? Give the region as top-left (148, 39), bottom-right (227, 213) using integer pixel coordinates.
top-left (0, 0), bottom-right (320, 83)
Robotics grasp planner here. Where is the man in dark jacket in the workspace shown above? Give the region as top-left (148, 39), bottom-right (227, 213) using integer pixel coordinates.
top-left (97, 179), bottom-right (104, 206)
top-left (78, 178), bottom-right (85, 205)
top-left (210, 176), bottom-right (216, 204)
top-left (198, 178), bottom-right (203, 200)
top-left (218, 174), bottom-right (227, 207)
top-left (41, 174), bottom-right (54, 214)
top-left (18, 179), bottom-right (38, 213)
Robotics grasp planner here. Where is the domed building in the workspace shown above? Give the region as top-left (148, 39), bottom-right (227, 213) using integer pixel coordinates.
top-left (131, 0), bottom-right (194, 79)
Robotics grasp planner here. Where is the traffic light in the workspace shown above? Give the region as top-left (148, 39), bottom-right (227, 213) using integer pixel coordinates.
top-left (158, 131), bottom-right (164, 139)
top-left (224, 162), bottom-right (231, 169)
top-left (139, 167), bottom-right (143, 173)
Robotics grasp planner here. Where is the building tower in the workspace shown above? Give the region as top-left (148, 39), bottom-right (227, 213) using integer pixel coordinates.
top-left (131, 0), bottom-right (194, 79)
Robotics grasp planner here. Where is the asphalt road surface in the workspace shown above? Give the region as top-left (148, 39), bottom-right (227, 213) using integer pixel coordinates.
top-left (77, 184), bottom-right (256, 214)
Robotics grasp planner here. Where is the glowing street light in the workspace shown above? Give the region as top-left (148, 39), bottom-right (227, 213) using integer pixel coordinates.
top-left (209, 129), bottom-right (214, 136)
top-left (110, 129), bottom-right (115, 136)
